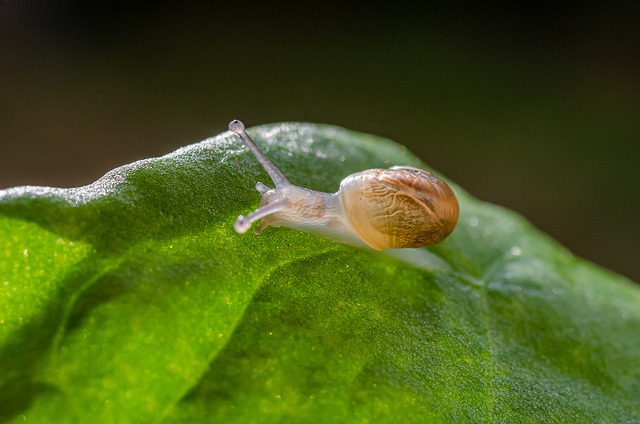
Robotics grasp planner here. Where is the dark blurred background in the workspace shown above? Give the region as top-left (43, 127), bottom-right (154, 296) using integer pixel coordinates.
top-left (1, 2), bottom-right (639, 281)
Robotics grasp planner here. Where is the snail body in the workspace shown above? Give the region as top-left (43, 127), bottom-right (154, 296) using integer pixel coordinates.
top-left (229, 120), bottom-right (458, 250)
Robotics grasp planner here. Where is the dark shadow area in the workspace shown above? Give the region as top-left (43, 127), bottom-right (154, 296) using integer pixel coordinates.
top-left (0, 255), bottom-right (100, 421)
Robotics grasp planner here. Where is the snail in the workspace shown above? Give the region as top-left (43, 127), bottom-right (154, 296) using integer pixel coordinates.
top-left (229, 120), bottom-right (459, 250)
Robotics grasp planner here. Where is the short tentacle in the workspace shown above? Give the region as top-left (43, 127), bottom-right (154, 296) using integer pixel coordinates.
top-left (256, 182), bottom-right (271, 194)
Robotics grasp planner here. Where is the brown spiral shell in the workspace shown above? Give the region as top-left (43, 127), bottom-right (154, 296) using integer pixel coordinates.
top-left (338, 166), bottom-right (459, 250)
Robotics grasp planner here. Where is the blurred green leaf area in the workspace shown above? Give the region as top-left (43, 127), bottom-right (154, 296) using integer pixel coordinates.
top-left (1, 123), bottom-right (638, 423)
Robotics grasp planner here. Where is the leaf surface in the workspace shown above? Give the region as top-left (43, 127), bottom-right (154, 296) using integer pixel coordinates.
top-left (1, 123), bottom-right (638, 423)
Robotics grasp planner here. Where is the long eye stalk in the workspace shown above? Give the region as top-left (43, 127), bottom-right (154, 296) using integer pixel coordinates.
top-left (229, 120), bottom-right (290, 187)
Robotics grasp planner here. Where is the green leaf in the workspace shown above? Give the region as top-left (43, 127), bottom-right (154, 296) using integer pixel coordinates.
top-left (1, 123), bottom-right (638, 423)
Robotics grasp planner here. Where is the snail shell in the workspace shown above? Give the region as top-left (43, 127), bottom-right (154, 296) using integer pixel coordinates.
top-left (339, 166), bottom-right (459, 250)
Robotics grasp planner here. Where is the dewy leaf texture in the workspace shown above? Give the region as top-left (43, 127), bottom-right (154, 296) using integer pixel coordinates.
top-left (0, 123), bottom-right (638, 423)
